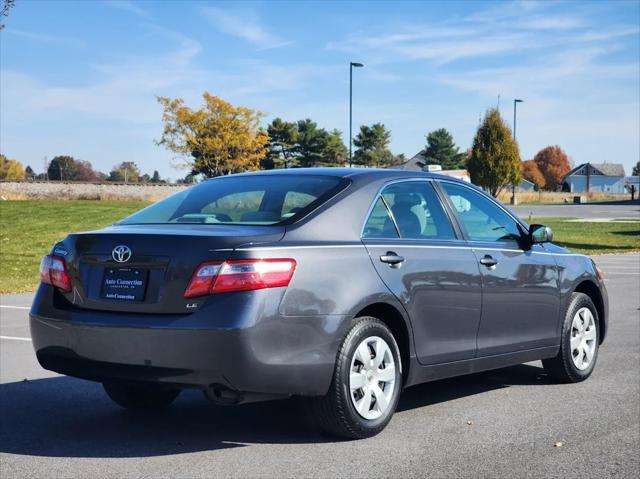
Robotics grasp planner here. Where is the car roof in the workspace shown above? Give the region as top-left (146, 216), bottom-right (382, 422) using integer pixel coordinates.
top-left (211, 167), bottom-right (469, 184)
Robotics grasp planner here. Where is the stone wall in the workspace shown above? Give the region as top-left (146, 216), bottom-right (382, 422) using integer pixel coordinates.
top-left (0, 181), bottom-right (188, 201)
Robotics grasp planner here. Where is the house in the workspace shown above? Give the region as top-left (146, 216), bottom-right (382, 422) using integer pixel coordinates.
top-left (514, 179), bottom-right (536, 192)
top-left (392, 151), bottom-right (471, 182)
top-left (561, 163), bottom-right (626, 193)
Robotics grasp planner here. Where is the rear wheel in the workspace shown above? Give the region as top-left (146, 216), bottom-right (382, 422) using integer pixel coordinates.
top-left (103, 381), bottom-right (181, 410)
top-left (312, 317), bottom-right (402, 439)
top-left (543, 292), bottom-right (599, 383)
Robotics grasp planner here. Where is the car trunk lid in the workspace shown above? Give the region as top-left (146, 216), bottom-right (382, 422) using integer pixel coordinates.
top-left (53, 224), bottom-right (285, 314)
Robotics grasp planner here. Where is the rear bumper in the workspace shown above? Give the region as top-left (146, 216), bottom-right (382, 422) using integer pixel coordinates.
top-left (30, 285), bottom-right (349, 397)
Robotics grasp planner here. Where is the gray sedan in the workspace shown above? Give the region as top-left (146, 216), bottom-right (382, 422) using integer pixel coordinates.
top-left (30, 168), bottom-right (608, 438)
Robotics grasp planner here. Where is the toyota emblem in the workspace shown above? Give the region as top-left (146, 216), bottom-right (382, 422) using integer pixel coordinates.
top-left (112, 245), bottom-right (132, 263)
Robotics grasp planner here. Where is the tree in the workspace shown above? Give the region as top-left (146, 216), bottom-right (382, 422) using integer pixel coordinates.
top-left (320, 129), bottom-right (348, 166)
top-left (47, 156), bottom-right (78, 181)
top-left (108, 161), bottom-right (141, 183)
top-left (533, 146), bottom-right (571, 191)
top-left (466, 108), bottom-right (521, 197)
top-left (1, 0), bottom-right (16, 30)
top-left (296, 119), bottom-right (329, 167)
top-left (353, 123), bottom-right (395, 167)
top-left (632, 160), bottom-right (639, 176)
top-left (157, 93), bottom-right (269, 177)
top-left (522, 159), bottom-right (546, 189)
top-left (267, 118), bottom-right (299, 168)
top-left (75, 160), bottom-right (97, 182)
top-left (151, 170), bottom-right (162, 183)
top-left (0, 154), bottom-right (25, 180)
top-left (46, 156), bottom-right (97, 181)
top-left (25, 165), bottom-right (35, 180)
top-left (423, 128), bottom-right (466, 169)
top-left (176, 172), bottom-right (199, 184)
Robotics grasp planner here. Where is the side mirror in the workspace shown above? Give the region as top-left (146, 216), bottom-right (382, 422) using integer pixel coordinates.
top-left (529, 224), bottom-right (553, 244)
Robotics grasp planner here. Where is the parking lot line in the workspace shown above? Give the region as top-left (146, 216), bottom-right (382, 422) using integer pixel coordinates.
top-left (0, 305), bottom-right (30, 310)
top-left (0, 335), bottom-right (32, 342)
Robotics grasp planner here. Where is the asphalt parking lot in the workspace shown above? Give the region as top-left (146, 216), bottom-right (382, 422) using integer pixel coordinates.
top-left (1, 253), bottom-right (638, 479)
top-left (511, 200), bottom-right (640, 220)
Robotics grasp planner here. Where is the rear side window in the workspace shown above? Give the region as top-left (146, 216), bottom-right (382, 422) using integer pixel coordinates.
top-left (362, 197), bottom-right (399, 238)
top-left (118, 175), bottom-right (345, 226)
top-left (363, 181), bottom-right (456, 240)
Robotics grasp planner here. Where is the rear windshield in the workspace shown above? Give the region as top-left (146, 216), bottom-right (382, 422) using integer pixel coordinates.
top-left (117, 175), bottom-right (346, 226)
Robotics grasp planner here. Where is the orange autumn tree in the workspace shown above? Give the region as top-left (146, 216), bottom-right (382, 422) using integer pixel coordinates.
top-left (156, 93), bottom-right (269, 177)
top-left (522, 159), bottom-right (546, 189)
top-left (533, 145), bottom-right (571, 191)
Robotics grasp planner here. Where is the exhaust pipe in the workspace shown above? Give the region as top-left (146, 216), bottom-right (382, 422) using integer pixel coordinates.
top-left (204, 383), bottom-right (244, 405)
top-left (204, 383), bottom-right (291, 405)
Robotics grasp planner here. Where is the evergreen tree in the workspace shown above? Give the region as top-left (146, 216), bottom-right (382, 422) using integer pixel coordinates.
top-left (466, 108), bottom-right (521, 197)
top-left (423, 128), bottom-right (466, 169)
top-left (353, 123), bottom-right (395, 167)
top-left (267, 118), bottom-right (299, 168)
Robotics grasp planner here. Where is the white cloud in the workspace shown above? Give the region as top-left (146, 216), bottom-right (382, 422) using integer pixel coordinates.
top-left (520, 16), bottom-right (585, 30)
top-left (5, 28), bottom-right (84, 47)
top-left (104, 0), bottom-right (150, 19)
top-left (203, 6), bottom-right (291, 50)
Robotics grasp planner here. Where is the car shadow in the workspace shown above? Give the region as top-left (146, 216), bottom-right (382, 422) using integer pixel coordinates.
top-left (0, 363), bottom-right (549, 458)
top-left (398, 363), bottom-right (550, 412)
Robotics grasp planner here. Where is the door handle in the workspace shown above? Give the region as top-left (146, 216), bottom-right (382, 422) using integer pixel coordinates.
top-left (479, 255), bottom-right (498, 268)
top-left (380, 251), bottom-right (405, 266)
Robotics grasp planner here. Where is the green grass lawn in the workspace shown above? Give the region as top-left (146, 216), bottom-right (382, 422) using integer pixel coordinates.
top-left (0, 201), bottom-right (148, 293)
top-left (0, 201), bottom-right (638, 294)
top-left (531, 217), bottom-right (640, 255)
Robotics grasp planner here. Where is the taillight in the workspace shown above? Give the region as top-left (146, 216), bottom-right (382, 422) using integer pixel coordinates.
top-left (39, 254), bottom-right (72, 292)
top-left (184, 259), bottom-right (296, 298)
top-left (184, 262), bottom-right (223, 299)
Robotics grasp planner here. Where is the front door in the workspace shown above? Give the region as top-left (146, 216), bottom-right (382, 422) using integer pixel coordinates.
top-left (438, 181), bottom-right (560, 357)
top-left (362, 180), bottom-right (482, 365)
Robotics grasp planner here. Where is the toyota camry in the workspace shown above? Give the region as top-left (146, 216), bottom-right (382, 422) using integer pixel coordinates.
top-left (30, 168), bottom-right (608, 438)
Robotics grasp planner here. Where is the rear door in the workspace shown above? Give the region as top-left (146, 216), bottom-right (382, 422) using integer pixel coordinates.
top-left (361, 180), bottom-right (482, 365)
top-left (438, 181), bottom-right (560, 356)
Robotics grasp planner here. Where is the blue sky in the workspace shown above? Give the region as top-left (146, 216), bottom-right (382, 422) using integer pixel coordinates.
top-left (1, 0), bottom-right (639, 180)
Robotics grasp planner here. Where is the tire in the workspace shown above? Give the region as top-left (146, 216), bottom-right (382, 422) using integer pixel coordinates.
top-left (311, 316), bottom-right (402, 439)
top-left (543, 292), bottom-right (600, 383)
top-left (103, 381), bottom-right (181, 410)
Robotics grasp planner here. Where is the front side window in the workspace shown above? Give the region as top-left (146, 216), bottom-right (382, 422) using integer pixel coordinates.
top-left (363, 181), bottom-right (455, 240)
top-left (118, 175), bottom-right (344, 226)
top-left (440, 182), bottom-right (522, 243)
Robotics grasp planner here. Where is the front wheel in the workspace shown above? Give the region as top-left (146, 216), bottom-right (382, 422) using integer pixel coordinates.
top-left (312, 317), bottom-right (402, 439)
top-left (543, 292), bottom-right (600, 383)
top-left (103, 381), bottom-right (181, 410)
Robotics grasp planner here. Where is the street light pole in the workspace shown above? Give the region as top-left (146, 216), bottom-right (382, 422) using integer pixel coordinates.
top-left (511, 98), bottom-right (523, 205)
top-left (349, 62), bottom-right (364, 167)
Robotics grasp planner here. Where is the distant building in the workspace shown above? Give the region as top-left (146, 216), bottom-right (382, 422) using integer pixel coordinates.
top-left (392, 151), bottom-right (471, 183)
top-left (561, 163), bottom-right (626, 193)
top-left (514, 179), bottom-right (536, 192)
top-left (394, 151), bottom-right (430, 172)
